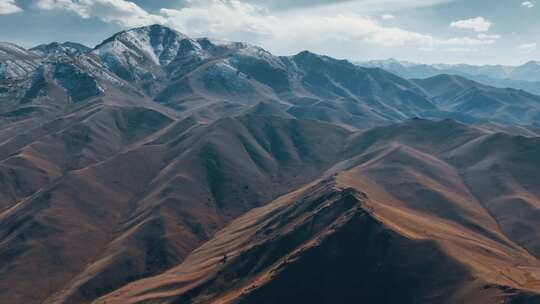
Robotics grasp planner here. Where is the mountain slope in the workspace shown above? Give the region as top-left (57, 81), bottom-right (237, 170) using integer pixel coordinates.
top-left (94, 179), bottom-right (480, 304)
top-left (0, 114), bottom-right (352, 304)
top-left (95, 119), bottom-right (540, 304)
top-left (2, 113), bottom-right (540, 304)
top-left (97, 168), bottom-right (540, 304)
top-left (0, 42), bottom-right (41, 79)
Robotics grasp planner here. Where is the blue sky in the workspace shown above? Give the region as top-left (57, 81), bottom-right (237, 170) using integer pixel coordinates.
top-left (0, 0), bottom-right (538, 65)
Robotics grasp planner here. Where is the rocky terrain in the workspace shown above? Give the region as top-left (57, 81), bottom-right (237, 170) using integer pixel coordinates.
top-left (1, 25), bottom-right (540, 304)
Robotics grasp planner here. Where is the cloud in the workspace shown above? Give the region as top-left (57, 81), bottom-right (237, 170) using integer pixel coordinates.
top-left (450, 17), bottom-right (491, 32)
top-left (522, 1), bottom-right (535, 8)
top-left (33, 0), bottom-right (499, 59)
top-left (160, 1), bottom-right (498, 48)
top-left (381, 14), bottom-right (395, 20)
top-left (444, 47), bottom-right (478, 53)
top-left (477, 33), bottom-right (501, 40)
top-left (160, 0), bottom-right (275, 40)
top-left (0, 0), bottom-right (23, 14)
top-left (516, 43), bottom-right (537, 53)
top-left (37, 0), bottom-right (166, 27)
top-left (248, 0), bottom-right (455, 11)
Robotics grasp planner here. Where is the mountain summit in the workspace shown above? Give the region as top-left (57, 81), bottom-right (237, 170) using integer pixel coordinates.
top-left (94, 24), bottom-right (189, 67)
top-left (30, 41), bottom-right (91, 56)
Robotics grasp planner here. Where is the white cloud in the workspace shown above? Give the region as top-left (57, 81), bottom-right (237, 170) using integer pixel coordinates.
top-left (34, 0), bottom-right (499, 59)
top-left (309, 0), bottom-right (455, 13)
top-left (160, 0), bottom-right (275, 40)
top-left (37, 0), bottom-right (166, 27)
top-left (450, 17), bottom-right (491, 32)
top-left (444, 47), bottom-right (478, 53)
top-left (477, 33), bottom-right (501, 40)
top-left (522, 1), bottom-right (535, 8)
top-left (381, 14), bottom-right (395, 20)
top-left (0, 0), bottom-right (23, 14)
top-left (516, 43), bottom-right (537, 53)
top-left (159, 0), bottom-right (497, 48)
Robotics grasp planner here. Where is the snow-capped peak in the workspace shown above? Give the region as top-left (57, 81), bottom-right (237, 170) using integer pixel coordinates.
top-left (0, 42), bottom-right (41, 79)
top-left (0, 42), bottom-right (35, 59)
top-left (93, 24), bottom-right (189, 66)
top-left (523, 60), bottom-right (540, 66)
top-left (30, 42), bottom-right (90, 56)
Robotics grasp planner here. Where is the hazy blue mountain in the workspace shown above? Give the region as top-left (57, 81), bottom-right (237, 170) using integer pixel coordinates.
top-left (359, 59), bottom-right (540, 95)
top-left (412, 74), bottom-right (540, 126)
top-left (30, 41), bottom-right (91, 56)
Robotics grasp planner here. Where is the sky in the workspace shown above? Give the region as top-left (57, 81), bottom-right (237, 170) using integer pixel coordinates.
top-left (0, 0), bottom-right (538, 65)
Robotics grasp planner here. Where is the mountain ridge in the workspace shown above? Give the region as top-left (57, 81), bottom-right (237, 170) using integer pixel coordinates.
top-left (3, 24), bottom-right (540, 128)
top-left (359, 58), bottom-right (540, 95)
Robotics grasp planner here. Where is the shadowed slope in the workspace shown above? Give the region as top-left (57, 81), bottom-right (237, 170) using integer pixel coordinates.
top-left (96, 174), bottom-right (540, 304)
top-left (93, 119), bottom-right (540, 304)
top-left (0, 114), bottom-right (352, 304)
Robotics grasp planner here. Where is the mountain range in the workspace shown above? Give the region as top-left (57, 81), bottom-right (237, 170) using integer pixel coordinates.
top-left (359, 58), bottom-right (540, 96)
top-left (1, 24), bottom-right (540, 304)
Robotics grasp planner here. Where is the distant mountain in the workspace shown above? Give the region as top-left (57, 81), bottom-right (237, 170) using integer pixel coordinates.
top-left (359, 59), bottom-right (540, 95)
top-left (30, 41), bottom-right (91, 56)
top-left (511, 61), bottom-right (540, 81)
top-left (412, 74), bottom-right (540, 125)
top-left (358, 59), bottom-right (508, 79)
top-left (0, 42), bottom-right (41, 79)
top-left (359, 58), bottom-right (540, 81)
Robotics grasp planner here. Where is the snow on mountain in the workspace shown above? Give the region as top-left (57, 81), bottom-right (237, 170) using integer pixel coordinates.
top-left (30, 42), bottom-right (90, 56)
top-left (0, 42), bottom-right (41, 79)
top-left (0, 42), bottom-right (33, 58)
top-left (90, 24), bottom-right (196, 83)
top-left (93, 24), bottom-right (188, 67)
